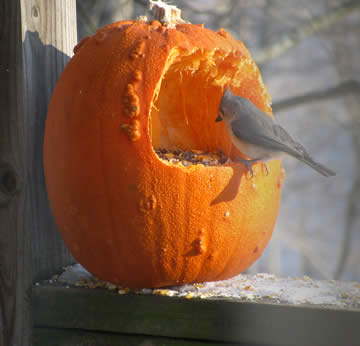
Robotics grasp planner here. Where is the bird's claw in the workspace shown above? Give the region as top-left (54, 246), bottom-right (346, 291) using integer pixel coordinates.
top-left (235, 157), bottom-right (270, 177)
top-left (264, 163), bottom-right (269, 176)
top-left (235, 157), bottom-right (255, 177)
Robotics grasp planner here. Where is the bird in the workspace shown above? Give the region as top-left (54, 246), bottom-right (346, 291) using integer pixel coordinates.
top-left (216, 86), bottom-right (336, 177)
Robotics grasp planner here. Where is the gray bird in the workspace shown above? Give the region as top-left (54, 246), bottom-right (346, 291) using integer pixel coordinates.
top-left (216, 86), bottom-right (336, 177)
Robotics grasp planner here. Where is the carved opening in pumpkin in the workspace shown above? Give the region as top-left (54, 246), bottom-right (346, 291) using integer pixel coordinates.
top-left (149, 48), bottom-right (255, 167)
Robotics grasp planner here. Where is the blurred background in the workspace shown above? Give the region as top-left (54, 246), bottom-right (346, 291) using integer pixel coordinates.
top-left (75, 0), bottom-right (360, 281)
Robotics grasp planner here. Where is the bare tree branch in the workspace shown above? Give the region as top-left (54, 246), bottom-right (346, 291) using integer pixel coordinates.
top-left (272, 80), bottom-right (360, 113)
top-left (330, 24), bottom-right (360, 280)
top-left (254, 0), bottom-right (360, 64)
top-left (280, 229), bottom-right (333, 279)
top-left (334, 168), bottom-right (360, 279)
top-left (133, 0), bottom-right (148, 7)
top-left (77, 0), bottom-right (99, 35)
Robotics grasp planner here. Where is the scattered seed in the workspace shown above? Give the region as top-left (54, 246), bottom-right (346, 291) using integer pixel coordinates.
top-left (118, 288), bottom-right (130, 294)
top-left (155, 148), bottom-right (228, 166)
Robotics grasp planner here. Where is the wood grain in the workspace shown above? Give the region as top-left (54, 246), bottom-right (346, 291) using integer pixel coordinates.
top-left (21, 0), bottom-right (76, 283)
top-left (0, 1), bottom-right (76, 345)
top-left (32, 328), bottom-right (229, 346)
top-left (0, 3), bottom-right (28, 345)
top-left (33, 285), bottom-right (360, 346)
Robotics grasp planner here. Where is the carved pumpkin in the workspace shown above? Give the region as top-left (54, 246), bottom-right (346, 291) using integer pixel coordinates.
top-left (44, 10), bottom-right (284, 287)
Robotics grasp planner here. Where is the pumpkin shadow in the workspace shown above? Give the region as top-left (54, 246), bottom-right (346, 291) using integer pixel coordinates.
top-left (210, 168), bottom-right (245, 205)
top-left (23, 30), bottom-right (75, 278)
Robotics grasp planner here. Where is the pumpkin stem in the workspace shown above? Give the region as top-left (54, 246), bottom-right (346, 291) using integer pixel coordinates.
top-left (147, 0), bottom-right (187, 27)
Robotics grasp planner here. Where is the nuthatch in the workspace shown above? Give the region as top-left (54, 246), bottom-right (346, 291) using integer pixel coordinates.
top-left (216, 86), bottom-right (336, 177)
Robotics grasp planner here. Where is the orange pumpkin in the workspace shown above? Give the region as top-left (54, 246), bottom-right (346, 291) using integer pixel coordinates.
top-left (44, 10), bottom-right (284, 287)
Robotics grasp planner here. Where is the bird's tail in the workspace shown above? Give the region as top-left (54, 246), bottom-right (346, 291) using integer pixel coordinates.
top-left (296, 155), bottom-right (336, 177)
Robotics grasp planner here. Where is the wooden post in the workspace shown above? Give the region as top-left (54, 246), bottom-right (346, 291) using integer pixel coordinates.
top-left (0, 1), bottom-right (77, 345)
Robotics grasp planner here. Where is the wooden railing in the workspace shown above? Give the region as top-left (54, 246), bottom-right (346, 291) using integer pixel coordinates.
top-left (0, 2), bottom-right (76, 345)
top-left (32, 265), bottom-right (360, 346)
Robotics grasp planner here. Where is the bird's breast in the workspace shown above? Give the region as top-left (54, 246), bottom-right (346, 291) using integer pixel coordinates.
top-left (227, 123), bottom-right (284, 161)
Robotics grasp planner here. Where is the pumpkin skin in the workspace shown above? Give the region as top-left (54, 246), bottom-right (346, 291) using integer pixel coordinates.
top-left (44, 20), bottom-right (284, 288)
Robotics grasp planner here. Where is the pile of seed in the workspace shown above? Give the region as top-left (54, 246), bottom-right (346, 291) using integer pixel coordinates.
top-left (155, 148), bottom-right (228, 167)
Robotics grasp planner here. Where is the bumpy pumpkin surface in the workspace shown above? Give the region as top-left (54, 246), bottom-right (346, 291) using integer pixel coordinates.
top-left (44, 19), bottom-right (284, 288)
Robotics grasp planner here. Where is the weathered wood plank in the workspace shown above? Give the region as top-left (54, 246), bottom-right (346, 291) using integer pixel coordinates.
top-left (0, 3), bottom-right (29, 346)
top-left (33, 285), bottom-right (360, 346)
top-left (21, 0), bottom-right (76, 282)
top-left (32, 328), bottom-right (238, 346)
top-left (0, 1), bottom-right (76, 345)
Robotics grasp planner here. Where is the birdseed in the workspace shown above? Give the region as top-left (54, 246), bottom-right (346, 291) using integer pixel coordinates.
top-left (155, 148), bottom-right (228, 166)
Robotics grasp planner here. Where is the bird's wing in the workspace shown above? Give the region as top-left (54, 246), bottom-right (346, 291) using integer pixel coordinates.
top-left (228, 98), bottom-right (336, 177)
top-left (231, 111), bottom-right (308, 160)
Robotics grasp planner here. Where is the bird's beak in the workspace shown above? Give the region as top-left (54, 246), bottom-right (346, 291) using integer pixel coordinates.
top-left (215, 115), bottom-right (223, 122)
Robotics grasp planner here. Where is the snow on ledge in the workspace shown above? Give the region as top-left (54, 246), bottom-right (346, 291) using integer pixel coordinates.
top-left (39, 263), bottom-right (360, 310)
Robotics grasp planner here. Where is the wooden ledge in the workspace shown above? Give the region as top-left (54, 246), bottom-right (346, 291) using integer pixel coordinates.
top-left (32, 265), bottom-right (360, 346)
